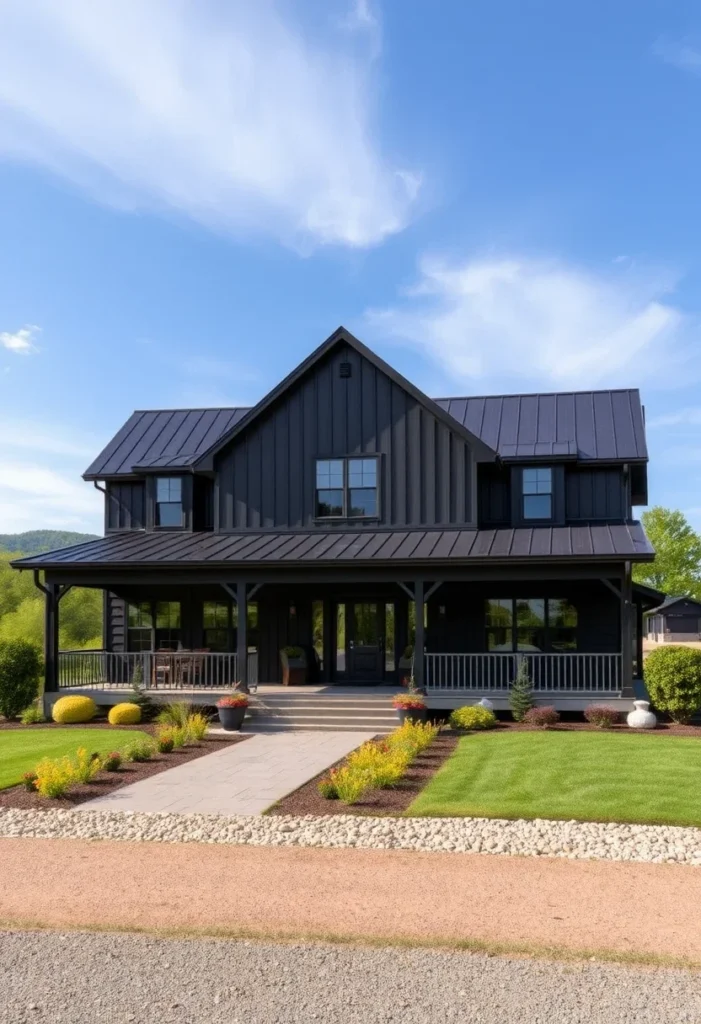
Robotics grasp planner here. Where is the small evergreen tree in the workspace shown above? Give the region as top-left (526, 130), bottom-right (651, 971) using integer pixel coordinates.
top-left (509, 656), bottom-right (534, 722)
top-left (128, 658), bottom-right (158, 721)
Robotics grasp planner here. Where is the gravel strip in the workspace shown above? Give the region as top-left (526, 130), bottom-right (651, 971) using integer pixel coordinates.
top-left (2, 807), bottom-right (701, 864)
top-left (2, 930), bottom-right (701, 1024)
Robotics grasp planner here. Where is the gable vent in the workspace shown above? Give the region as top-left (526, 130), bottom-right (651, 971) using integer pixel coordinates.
top-left (339, 361), bottom-right (352, 378)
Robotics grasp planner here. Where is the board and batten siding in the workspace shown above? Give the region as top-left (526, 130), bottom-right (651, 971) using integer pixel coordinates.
top-left (106, 482), bottom-right (146, 531)
top-left (215, 344), bottom-right (477, 530)
top-left (105, 593), bottom-right (127, 652)
top-left (564, 467), bottom-right (627, 522)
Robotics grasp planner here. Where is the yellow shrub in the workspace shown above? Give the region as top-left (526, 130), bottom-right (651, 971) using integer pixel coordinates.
top-left (185, 712), bottom-right (209, 742)
top-left (34, 756), bottom-right (75, 798)
top-left (51, 695), bottom-right (97, 724)
top-left (346, 740), bottom-right (410, 788)
top-left (108, 702), bottom-right (142, 726)
top-left (72, 747), bottom-right (101, 783)
top-left (387, 720), bottom-right (439, 758)
top-left (449, 705), bottom-right (497, 731)
top-left (331, 765), bottom-right (371, 805)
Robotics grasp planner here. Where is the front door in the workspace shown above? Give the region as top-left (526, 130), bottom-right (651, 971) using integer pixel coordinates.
top-left (347, 602), bottom-right (384, 683)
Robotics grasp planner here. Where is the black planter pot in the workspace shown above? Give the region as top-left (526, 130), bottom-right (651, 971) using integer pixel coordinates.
top-left (217, 705), bottom-right (246, 731)
top-left (397, 706), bottom-right (427, 725)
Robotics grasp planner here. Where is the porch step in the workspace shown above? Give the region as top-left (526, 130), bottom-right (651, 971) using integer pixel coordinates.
top-left (246, 692), bottom-right (398, 733)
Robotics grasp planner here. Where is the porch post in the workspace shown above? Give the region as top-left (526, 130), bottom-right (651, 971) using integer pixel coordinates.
top-left (236, 580), bottom-right (248, 691)
top-left (414, 580), bottom-right (425, 690)
top-left (44, 582), bottom-right (59, 694)
top-left (621, 561), bottom-right (634, 698)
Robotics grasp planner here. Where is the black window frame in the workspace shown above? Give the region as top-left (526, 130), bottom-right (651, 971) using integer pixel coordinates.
top-left (484, 597), bottom-right (578, 653)
top-left (201, 600), bottom-right (259, 653)
top-left (155, 475), bottom-right (185, 529)
top-left (127, 600), bottom-right (182, 652)
top-left (521, 467), bottom-right (553, 522)
top-left (315, 456), bottom-right (379, 520)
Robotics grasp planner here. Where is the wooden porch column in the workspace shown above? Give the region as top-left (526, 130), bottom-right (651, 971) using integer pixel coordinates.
top-left (236, 581), bottom-right (248, 691)
top-left (621, 561), bottom-right (634, 698)
top-left (44, 582), bottom-right (60, 694)
top-left (414, 580), bottom-right (425, 690)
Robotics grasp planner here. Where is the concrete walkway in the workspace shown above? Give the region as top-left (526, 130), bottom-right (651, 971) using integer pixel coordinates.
top-left (75, 731), bottom-right (372, 816)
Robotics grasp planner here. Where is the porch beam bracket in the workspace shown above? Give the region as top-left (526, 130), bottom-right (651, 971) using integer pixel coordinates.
top-left (248, 583), bottom-right (263, 599)
top-left (425, 581), bottom-right (443, 601)
top-left (220, 583), bottom-right (237, 602)
top-left (396, 582), bottom-right (415, 600)
top-left (600, 578), bottom-right (621, 599)
top-left (56, 585), bottom-right (73, 603)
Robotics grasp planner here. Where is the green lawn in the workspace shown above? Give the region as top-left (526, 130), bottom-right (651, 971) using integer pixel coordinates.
top-left (0, 729), bottom-right (151, 790)
top-left (407, 731), bottom-right (701, 827)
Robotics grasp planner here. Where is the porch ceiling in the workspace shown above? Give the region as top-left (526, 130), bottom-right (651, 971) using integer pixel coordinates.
top-left (13, 522), bottom-right (654, 571)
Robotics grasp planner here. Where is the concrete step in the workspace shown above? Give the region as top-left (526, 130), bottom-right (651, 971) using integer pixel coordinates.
top-left (250, 703), bottom-right (395, 717)
top-left (252, 712), bottom-right (397, 725)
top-left (242, 722), bottom-right (390, 734)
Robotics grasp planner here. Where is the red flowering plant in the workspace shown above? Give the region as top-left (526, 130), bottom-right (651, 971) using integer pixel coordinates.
top-left (392, 692), bottom-right (427, 710)
top-left (216, 692), bottom-right (249, 709)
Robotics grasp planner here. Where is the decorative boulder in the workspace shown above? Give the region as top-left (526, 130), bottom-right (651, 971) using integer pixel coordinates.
top-left (51, 695), bottom-right (97, 724)
top-left (108, 702), bottom-right (142, 725)
top-left (627, 699), bottom-right (657, 730)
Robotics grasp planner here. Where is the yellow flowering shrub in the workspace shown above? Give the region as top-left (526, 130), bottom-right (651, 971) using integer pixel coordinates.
top-left (107, 702), bottom-right (141, 726)
top-left (449, 705), bottom-right (497, 731)
top-left (346, 740), bottom-right (409, 788)
top-left (185, 712), bottom-right (209, 742)
top-left (51, 695), bottom-right (97, 724)
top-left (33, 756), bottom-right (75, 798)
top-left (331, 765), bottom-right (371, 805)
top-left (72, 747), bottom-right (101, 783)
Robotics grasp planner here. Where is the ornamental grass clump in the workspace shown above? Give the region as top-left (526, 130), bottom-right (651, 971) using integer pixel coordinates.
top-left (101, 751), bottom-right (122, 772)
top-left (331, 765), bottom-right (371, 805)
top-left (155, 701), bottom-right (194, 729)
top-left (33, 756), bottom-right (75, 798)
top-left (523, 705), bottom-right (560, 729)
top-left (584, 704), bottom-right (620, 729)
top-left (317, 774), bottom-right (339, 799)
top-left (20, 701), bottom-right (45, 725)
top-left (124, 739), bottom-right (155, 763)
top-left (185, 712), bottom-right (209, 742)
top-left (72, 747), bottom-right (102, 784)
top-left (450, 705), bottom-right (497, 732)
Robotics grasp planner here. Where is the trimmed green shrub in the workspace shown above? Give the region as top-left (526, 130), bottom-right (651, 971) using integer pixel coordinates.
top-left (644, 646), bottom-right (701, 724)
top-left (20, 701), bottom-right (45, 725)
top-left (450, 705), bottom-right (497, 731)
top-left (102, 752), bottom-right (123, 772)
top-left (509, 657), bottom-right (534, 722)
top-left (0, 639), bottom-right (41, 720)
top-left (124, 739), bottom-right (155, 763)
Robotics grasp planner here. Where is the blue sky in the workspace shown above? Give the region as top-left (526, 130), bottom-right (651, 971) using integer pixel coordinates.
top-left (0, 0), bottom-right (700, 535)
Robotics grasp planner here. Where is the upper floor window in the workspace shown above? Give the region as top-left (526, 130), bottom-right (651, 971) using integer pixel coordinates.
top-left (155, 476), bottom-right (183, 527)
top-left (315, 457), bottom-right (378, 519)
top-left (522, 467), bottom-right (552, 520)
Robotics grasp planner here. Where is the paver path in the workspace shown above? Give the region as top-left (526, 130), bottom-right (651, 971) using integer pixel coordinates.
top-left (75, 731), bottom-right (372, 815)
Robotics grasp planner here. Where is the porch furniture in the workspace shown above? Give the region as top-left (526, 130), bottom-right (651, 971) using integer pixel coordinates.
top-left (280, 646), bottom-right (307, 686)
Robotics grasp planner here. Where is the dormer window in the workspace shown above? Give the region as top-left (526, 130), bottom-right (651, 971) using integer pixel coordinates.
top-left (155, 476), bottom-right (184, 527)
top-left (316, 457), bottom-right (378, 519)
top-left (522, 467), bottom-right (552, 520)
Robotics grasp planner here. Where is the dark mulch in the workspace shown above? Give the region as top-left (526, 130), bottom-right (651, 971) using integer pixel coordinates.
top-left (489, 719), bottom-right (701, 738)
top-left (0, 734), bottom-right (249, 812)
top-left (267, 732), bottom-right (459, 818)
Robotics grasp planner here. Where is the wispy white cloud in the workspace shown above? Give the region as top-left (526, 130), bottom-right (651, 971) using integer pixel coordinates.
top-left (0, 421), bottom-right (104, 533)
top-left (653, 37), bottom-right (701, 76)
top-left (0, 325), bottom-right (40, 355)
top-left (0, 0), bottom-right (418, 249)
top-left (366, 254), bottom-right (697, 389)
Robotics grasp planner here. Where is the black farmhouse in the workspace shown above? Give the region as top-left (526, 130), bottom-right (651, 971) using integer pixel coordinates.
top-left (14, 328), bottom-right (659, 713)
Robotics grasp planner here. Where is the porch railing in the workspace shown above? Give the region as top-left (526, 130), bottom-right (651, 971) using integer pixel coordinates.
top-left (424, 653), bottom-right (622, 692)
top-left (58, 650), bottom-right (259, 691)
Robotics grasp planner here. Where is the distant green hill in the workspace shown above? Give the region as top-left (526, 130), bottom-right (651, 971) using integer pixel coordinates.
top-left (0, 530), bottom-right (100, 556)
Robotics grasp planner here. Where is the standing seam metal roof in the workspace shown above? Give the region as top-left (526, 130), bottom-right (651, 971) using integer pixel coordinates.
top-left (84, 388), bottom-right (647, 478)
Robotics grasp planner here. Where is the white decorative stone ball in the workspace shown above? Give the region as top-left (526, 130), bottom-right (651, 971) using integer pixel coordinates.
top-left (477, 698), bottom-right (494, 711)
top-left (627, 699), bottom-right (657, 729)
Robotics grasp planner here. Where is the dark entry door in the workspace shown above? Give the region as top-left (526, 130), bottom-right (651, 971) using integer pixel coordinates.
top-left (348, 602), bottom-right (384, 683)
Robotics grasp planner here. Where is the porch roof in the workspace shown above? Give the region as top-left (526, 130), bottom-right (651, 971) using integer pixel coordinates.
top-left (13, 522), bottom-right (654, 570)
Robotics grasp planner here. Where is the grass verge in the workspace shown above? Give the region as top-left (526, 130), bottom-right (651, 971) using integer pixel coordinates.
top-left (0, 729), bottom-right (151, 790)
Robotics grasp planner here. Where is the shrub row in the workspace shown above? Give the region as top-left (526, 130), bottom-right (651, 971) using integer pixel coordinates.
top-left (25, 708), bottom-right (211, 799)
top-left (317, 720), bottom-right (440, 805)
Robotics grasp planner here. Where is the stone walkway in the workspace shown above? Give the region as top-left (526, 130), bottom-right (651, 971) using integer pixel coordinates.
top-left (74, 731), bottom-right (372, 816)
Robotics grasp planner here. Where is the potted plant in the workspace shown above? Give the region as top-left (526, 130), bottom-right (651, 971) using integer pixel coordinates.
top-left (216, 691), bottom-right (249, 731)
top-left (392, 676), bottom-right (427, 723)
top-left (280, 645), bottom-right (307, 686)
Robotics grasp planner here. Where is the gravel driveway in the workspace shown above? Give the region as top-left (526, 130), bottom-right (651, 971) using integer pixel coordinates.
top-left (2, 930), bottom-right (700, 1024)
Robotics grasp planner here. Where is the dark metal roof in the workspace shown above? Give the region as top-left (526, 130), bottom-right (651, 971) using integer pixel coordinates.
top-left (84, 408), bottom-right (248, 478)
top-left (647, 595), bottom-right (701, 615)
top-left (13, 523), bottom-right (654, 570)
top-left (85, 386), bottom-right (647, 479)
top-left (434, 390), bottom-right (647, 461)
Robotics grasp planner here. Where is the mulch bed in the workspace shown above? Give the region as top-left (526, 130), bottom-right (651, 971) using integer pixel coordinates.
top-left (487, 719), bottom-right (701, 737)
top-left (0, 734), bottom-right (249, 812)
top-left (267, 732), bottom-right (459, 818)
